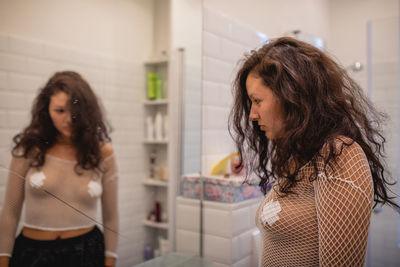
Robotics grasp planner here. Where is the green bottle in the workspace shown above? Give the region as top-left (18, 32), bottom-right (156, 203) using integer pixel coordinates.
top-left (147, 72), bottom-right (156, 99)
top-left (155, 76), bottom-right (163, 99)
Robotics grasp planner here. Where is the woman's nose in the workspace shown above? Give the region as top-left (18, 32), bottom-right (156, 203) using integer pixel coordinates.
top-left (249, 114), bottom-right (259, 121)
top-left (65, 111), bottom-right (72, 123)
top-left (249, 107), bottom-right (259, 121)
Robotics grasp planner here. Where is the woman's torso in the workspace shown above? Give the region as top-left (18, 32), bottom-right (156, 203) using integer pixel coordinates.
top-left (255, 162), bottom-right (320, 266)
top-left (255, 138), bottom-right (374, 267)
top-left (22, 144), bottom-right (104, 240)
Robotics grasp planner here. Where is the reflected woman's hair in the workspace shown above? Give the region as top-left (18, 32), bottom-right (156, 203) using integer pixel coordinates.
top-left (229, 37), bottom-right (398, 209)
top-left (12, 71), bottom-right (111, 171)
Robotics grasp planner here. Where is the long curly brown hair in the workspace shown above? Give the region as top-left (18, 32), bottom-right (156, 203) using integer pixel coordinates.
top-left (12, 71), bottom-right (111, 172)
top-left (229, 37), bottom-right (398, 209)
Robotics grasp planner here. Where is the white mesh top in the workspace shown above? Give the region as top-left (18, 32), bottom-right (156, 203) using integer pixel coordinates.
top-left (255, 137), bottom-right (374, 266)
top-left (0, 152), bottom-right (119, 258)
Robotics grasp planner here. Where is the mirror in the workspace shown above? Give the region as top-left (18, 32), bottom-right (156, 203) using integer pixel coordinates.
top-left (0, 0), bottom-right (203, 266)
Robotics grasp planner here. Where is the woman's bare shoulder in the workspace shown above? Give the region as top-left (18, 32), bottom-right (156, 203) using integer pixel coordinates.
top-left (101, 143), bottom-right (114, 158)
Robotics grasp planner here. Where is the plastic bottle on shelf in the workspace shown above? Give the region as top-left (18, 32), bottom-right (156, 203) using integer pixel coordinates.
top-left (161, 212), bottom-right (168, 222)
top-left (155, 202), bottom-right (161, 222)
top-left (154, 111), bottom-right (163, 141)
top-left (159, 237), bottom-right (170, 256)
top-left (155, 75), bottom-right (163, 99)
top-left (147, 72), bottom-right (156, 100)
top-left (163, 114), bottom-right (168, 139)
top-left (149, 149), bottom-right (156, 178)
top-left (144, 245), bottom-right (154, 260)
top-left (146, 115), bottom-right (154, 141)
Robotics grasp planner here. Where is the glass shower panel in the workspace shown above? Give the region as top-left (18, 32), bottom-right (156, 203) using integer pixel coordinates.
top-left (367, 16), bottom-right (400, 267)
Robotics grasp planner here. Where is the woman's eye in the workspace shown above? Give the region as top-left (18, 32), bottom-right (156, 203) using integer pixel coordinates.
top-left (254, 99), bottom-right (261, 104)
top-left (55, 109), bottom-right (64, 113)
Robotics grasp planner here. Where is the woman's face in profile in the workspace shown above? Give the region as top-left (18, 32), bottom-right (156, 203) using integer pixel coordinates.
top-left (48, 91), bottom-right (73, 140)
top-left (246, 72), bottom-right (285, 140)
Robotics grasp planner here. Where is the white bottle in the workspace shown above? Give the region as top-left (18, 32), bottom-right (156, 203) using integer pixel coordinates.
top-left (159, 237), bottom-right (170, 256)
top-left (146, 115), bottom-right (154, 140)
top-left (154, 111), bottom-right (163, 141)
top-left (163, 114), bottom-right (168, 139)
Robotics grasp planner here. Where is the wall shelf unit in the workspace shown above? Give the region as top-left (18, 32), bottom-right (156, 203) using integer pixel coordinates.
top-left (142, 55), bottom-right (172, 256)
top-left (142, 219), bottom-right (169, 230)
top-left (141, 45), bottom-right (184, 260)
top-left (143, 99), bottom-right (169, 105)
top-left (143, 140), bottom-right (169, 145)
top-left (142, 178), bottom-right (168, 187)
top-left (144, 59), bottom-right (168, 65)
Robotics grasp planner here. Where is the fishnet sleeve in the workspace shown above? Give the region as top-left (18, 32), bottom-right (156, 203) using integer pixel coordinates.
top-left (101, 154), bottom-right (119, 259)
top-left (0, 155), bottom-right (30, 256)
top-left (314, 140), bottom-right (374, 266)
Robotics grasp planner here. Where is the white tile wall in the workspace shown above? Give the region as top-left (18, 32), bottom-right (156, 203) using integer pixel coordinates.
top-left (176, 196), bottom-right (262, 266)
top-left (363, 17), bottom-right (400, 267)
top-left (368, 61), bottom-right (400, 267)
top-left (232, 255), bottom-right (252, 267)
top-left (176, 229), bottom-right (201, 254)
top-left (0, 33), bottom-right (148, 267)
top-left (176, 197), bottom-right (201, 232)
top-left (203, 234), bottom-right (233, 263)
top-left (202, 8), bottom-right (267, 175)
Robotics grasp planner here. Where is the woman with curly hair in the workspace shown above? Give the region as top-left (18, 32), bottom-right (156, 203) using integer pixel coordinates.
top-left (229, 37), bottom-right (398, 266)
top-left (0, 71), bottom-right (119, 267)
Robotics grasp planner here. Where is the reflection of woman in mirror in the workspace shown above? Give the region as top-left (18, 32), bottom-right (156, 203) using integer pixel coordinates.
top-left (0, 71), bottom-right (119, 267)
top-left (230, 37), bottom-right (399, 266)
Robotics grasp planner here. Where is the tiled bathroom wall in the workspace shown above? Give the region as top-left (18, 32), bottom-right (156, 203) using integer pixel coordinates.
top-left (366, 16), bottom-right (400, 267)
top-left (176, 196), bottom-right (261, 267)
top-left (368, 61), bottom-right (400, 267)
top-left (201, 8), bottom-right (267, 175)
top-left (200, 8), bottom-right (267, 266)
top-left (0, 33), bottom-right (148, 266)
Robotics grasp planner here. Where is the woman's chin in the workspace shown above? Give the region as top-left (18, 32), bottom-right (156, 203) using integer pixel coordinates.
top-left (57, 132), bottom-right (73, 143)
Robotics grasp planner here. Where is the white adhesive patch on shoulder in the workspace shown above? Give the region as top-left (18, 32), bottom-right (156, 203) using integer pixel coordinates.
top-left (88, 180), bottom-right (102, 198)
top-left (261, 199), bottom-right (282, 226)
top-left (29, 172), bottom-right (46, 189)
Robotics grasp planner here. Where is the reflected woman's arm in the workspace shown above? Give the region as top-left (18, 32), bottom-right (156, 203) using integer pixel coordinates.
top-left (0, 155), bottom-right (31, 267)
top-left (101, 144), bottom-right (119, 267)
